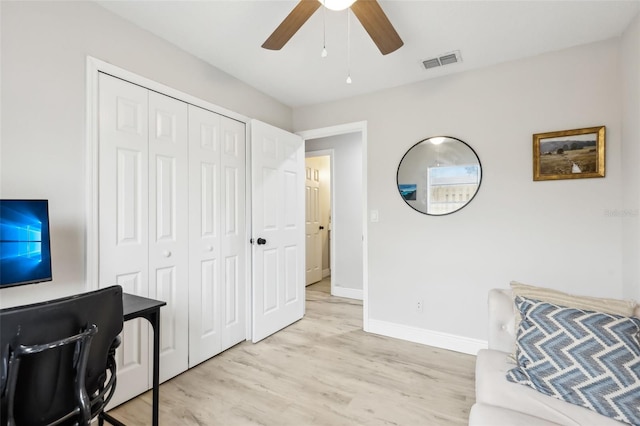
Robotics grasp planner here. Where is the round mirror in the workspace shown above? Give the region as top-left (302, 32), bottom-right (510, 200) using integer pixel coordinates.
top-left (397, 136), bottom-right (482, 215)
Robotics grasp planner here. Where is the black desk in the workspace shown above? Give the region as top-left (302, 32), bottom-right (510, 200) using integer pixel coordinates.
top-left (103, 293), bottom-right (166, 426)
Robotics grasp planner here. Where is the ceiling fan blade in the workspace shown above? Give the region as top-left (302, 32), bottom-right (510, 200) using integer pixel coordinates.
top-left (262, 0), bottom-right (321, 50)
top-left (351, 0), bottom-right (403, 55)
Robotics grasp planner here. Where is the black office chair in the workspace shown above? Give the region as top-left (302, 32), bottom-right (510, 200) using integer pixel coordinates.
top-left (0, 285), bottom-right (124, 426)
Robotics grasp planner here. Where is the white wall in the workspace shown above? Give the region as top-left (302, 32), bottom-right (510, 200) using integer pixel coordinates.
top-left (621, 13), bottom-right (640, 302)
top-left (294, 38), bottom-right (625, 345)
top-left (0, 1), bottom-right (291, 307)
top-left (306, 133), bottom-right (363, 293)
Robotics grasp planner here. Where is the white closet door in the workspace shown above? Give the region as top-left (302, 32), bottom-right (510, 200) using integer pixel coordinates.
top-left (188, 105), bottom-right (223, 366)
top-left (188, 106), bottom-right (247, 366)
top-left (98, 73), bottom-right (150, 405)
top-left (148, 91), bottom-right (189, 382)
top-left (98, 71), bottom-right (248, 402)
top-left (220, 117), bottom-right (246, 350)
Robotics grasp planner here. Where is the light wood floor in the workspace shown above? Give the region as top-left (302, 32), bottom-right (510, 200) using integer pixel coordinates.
top-left (107, 278), bottom-right (477, 425)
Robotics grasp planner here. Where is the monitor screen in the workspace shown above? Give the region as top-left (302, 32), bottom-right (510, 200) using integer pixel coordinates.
top-left (0, 200), bottom-right (52, 288)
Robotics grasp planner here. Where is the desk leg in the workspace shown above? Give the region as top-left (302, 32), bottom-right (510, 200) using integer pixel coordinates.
top-left (149, 310), bottom-right (161, 426)
top-left (101, 309), bottom-right (161, 426)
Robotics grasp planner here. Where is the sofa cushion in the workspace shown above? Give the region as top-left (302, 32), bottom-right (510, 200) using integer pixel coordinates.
top-left (508, 282), bottom-right (638, 360)
top-left (476, 349), bottom-right (623, 425)
top-left (507, 296), bottom-right (640, 425)
top-left (510, 281), bottom-right (637, 331)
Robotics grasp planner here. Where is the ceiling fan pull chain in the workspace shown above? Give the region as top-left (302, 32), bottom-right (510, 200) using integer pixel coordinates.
top-left (346, 9), bottom-right (352, 84)
top-left (321, 5), bottom-right (328, 57)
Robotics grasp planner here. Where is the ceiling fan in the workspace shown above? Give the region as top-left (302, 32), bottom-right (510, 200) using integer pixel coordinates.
top-left (262, 0), bottom-right (403, 55)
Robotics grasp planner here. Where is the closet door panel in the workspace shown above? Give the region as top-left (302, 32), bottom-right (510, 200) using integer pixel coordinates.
top-left (98, 73), bottom-right (150, 406)
top-left (148, 91), bottom-right (189, 383)
top-left (188, 105), bottom-right (223, 367)
top-left (221, 118), bottom-right (246, 349)
top-left (199, 160), bottom-right (219, 344)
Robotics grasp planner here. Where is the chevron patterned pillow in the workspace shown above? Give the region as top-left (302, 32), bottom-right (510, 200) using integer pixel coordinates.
top-left (507, 296), bottom-right (640, 425)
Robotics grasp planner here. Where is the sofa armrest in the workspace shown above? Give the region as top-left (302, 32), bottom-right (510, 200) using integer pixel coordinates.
top-left (469, 403), bottom-right (563, 426)
top-left (487, 289), bottom-right (516, 352)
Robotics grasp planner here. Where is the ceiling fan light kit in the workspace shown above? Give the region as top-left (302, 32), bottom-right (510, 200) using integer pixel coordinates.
top-left (319, 0), bottom-right (356, 11)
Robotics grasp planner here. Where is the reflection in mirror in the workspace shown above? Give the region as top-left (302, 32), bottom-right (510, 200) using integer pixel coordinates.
top-left (397, 136), bottom-right (482, 215)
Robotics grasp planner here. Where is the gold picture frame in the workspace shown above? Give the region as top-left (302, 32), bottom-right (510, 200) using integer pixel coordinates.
top-left (533, 126), bottom-right (605, 181)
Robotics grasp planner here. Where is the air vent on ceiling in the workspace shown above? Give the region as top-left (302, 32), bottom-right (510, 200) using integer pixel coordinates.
top-left (422, 50), bottom-right (463, 70)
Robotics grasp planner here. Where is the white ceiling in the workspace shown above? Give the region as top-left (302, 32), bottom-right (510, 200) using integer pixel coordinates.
top-left (98, 0), bottom-right (640, 107)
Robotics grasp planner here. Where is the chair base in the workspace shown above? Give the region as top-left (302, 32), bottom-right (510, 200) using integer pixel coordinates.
top-left (100, 412), bottom-right (127, 426)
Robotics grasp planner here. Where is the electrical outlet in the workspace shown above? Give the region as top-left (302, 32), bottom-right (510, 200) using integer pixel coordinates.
top-left (416, 300), bottom-right (424, 313)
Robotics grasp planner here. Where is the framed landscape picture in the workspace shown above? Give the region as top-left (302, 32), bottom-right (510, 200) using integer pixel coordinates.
top-left (533, 126), bottom-right (605, 181)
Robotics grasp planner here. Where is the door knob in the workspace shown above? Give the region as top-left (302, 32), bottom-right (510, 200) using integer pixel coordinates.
top-left (257, 238), bottom-right (267, 245)
top-left (319, 226), bottom-right (325, 230)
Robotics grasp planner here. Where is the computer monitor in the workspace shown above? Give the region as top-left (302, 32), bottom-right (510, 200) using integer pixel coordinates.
top-left (0, 199), bottom-right (52, 288)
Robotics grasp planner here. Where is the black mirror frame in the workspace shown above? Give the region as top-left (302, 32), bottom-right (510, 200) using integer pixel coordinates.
top-left (396, 136), bottom-right (482, 216)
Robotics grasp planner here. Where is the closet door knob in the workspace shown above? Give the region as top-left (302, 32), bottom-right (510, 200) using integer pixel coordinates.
top-left (163, 250), bottom-right (172, 258)
top-left (257, 238), bottom-right (267, 245)
top-left (206, 245), bottom-right (214, 252)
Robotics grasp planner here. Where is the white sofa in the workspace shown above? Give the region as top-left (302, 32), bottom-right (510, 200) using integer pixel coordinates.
top-left (468, 289), bottom-right (640, 426)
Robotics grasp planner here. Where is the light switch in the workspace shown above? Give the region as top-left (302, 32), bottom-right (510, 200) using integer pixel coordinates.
top-left (370, 209), bottom-right (379, 222)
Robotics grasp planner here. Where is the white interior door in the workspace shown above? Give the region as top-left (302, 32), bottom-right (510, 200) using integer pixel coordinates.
top-left (251, 120), bottom-right (305, 343)
top-left (98, 73), bottom-right (150, 405)
top-left (305, 164), bottom-right (322, 285)
top-left (148, 91), bottom-right (189, 383)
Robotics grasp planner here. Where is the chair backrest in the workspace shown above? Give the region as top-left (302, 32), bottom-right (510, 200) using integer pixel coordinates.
top-left (0, 285), bottom-right (123, 425)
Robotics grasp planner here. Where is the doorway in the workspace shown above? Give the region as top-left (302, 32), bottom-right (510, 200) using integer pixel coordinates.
top-left (305, 152), bottom-right (331, 288)
top-left (300, 123), bottom-right (367, 319)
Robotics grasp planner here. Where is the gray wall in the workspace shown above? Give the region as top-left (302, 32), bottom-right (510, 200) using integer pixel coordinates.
top-left (294, 37), bottom-right (630, 342)
top-left (2, 0), bottom-right (637, 348)
top-left (621, 13), bottom-right (640, 301)
top-left (0, 1), bottom-right (291, 307)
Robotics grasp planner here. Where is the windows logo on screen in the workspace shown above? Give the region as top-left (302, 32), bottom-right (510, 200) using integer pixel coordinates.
top-left (0, 200), bottom-right (52, 287)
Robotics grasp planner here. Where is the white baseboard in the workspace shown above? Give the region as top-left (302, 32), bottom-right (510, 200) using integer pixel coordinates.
top-left (322, 269), bottom-right (331, 278)
top-left (367, 319), bottom-right (488, 355)
top-left (331, 285), bottom-right (363, 300)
